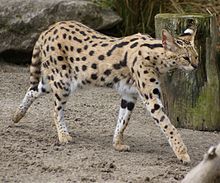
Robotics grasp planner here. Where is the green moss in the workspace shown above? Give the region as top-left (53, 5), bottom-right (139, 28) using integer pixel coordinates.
top-left (188, 63), bottom-right (220, 130)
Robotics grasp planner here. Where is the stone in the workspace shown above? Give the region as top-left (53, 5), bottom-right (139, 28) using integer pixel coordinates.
top-left (0, 0), bottom-right (121, 53)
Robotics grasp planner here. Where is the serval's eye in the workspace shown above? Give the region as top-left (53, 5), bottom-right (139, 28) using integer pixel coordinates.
top-left (176, 40), bottom-right (183, 46)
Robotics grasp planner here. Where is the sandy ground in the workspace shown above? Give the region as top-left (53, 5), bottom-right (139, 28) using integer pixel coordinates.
top-left (0, 62), bottom-right (220, 183)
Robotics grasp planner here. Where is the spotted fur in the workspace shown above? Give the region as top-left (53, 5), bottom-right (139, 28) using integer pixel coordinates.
top-left (13, 21), bottom-right (198, 163)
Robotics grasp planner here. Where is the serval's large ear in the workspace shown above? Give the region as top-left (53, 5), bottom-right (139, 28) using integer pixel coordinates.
top-left (180, 25), bottom-right (197, 45)
top-left (161, 29), bottom-right (178, 52)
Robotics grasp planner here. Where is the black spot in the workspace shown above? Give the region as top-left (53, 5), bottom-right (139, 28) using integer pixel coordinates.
top-left (98, 55), bottom-right (105, 60)
top-left (137, 71), bottom-right (140, 77)
top-left (70, 57), bottom-right (74, 62)
top-left (143, 70), bottom-right (148, 74)
top-left (63, 33), bottom-right (67, 39)
top-left (55, 93), bottom-right (61, 101)
top-left (170, 131), bottom-right (173, 135)
top-left (138, 51), bottom-right (142, 55)
top-left (54, 82), bottom-right (58, 89)
top-left (70, 46), bottom-right (74, 51)
top-left (130, 42), bottom-right (138, 48)
top-left (127, 102), bottom-right (135, 111)
top-left (130, 38), bottom-right (139, 42)
top-left (57, 43), bottom-right (62, 50)
top-left (104, 69), bottom-right (111, 76)
top-left (43, 50), bottom-right (46, 57)
top-left (82, 56), bottom-right (87, 61)
top-left (89, 50), bottom-right (94, 56)
top-left (144, 94), bottom-right (149, 100)
top-left (68, 35), bottom-right (72, 40)
top-left (62, 65), bottom-right (67, 70)
top-left (164, 125), bottom-right (168, 129)
top-left (91, 63), bottom-right (97, 69)
top-left (113, 63), bottom-right (121, 70)
top-left (64, 46), bottom-right (69, 51)
top-left (106, 83), bottom-right (113, 87)
top-left (153, 117), bottom-right (159, 123)
top-left (46, 45), bottom-right (49, 52)
top-left (145, 56), bottom-right (150, 60)
top-left (73, 37), bottom-right (82, 43)
top-left (142, 82), bottom-right (146, 88)
top-left (84, 45), bottom-right (88, 50)
top-left (41, 88), bottom-right (46, 93)
top-left (100, 77), bottom-right (105, 81)
top-left (113, 77), bottom-right (120, 83)
top-left (154, 104), bottom-right (160, 110)
top-left (51, 75), bottom-right (54, 81)
top-left (84, 37), bottom-right (90, 41)
top-left (107, 41), bottom-right (129, 56)
top-left (60, 27), bottom-right (70, 32)
top-left (76, 57), bottom-right (80, 61)
top-left (121, 99), bottom-right (127, 109)
top-left (160, 116), bottom-right (165, 122)
top-left (91, 74), bottom-right (98, 80)
top-left (132, 57), bottom-right (137, 66)
top-left (140, 43), bottom-right (163, 49)
top-left (50, 46), bottom-right (55, 51)
top-left (57, 82), bottom-right (63, 89)
top-left (79, 31), bottom-right (86, 36)
top-left (153, 88), bottom-right (161, 98)
top-left (120, 52), bottom-right (128, 67)
top-left (101, 43), bottom-right (109, 47)
top-left (151, 104), bottom-right (160, 113)
top-left (57, 56), bottom-right (64, 61)
top-left (53, 29), bottom-right (58, 34)
top-left (150, 78), bottom-right (156, 82)
top-left (82, 65), bottom-right (87, 71)
top-left (77, 48), bottom-right (82, 53)
top-left (75, 66), bottom-right (79, 72)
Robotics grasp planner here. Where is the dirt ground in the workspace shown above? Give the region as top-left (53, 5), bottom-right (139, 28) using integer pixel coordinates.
top-left (0, 62), bottom-right (220, 183)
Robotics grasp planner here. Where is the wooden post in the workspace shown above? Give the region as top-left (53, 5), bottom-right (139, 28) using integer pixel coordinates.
top-left (155, 14), bottom-right (220, 131)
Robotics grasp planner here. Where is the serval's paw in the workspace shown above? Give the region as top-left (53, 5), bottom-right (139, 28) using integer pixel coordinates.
top-left (113, 143), bottom-right (130, 152)
top-left (58, 132), bottom-right (73, 144)
top-left (175, 146), bottom-right (191, 164)
top-left (12, 109), bottom-right (25, 123)
top-left (178, 152), bottom-right (191, 164)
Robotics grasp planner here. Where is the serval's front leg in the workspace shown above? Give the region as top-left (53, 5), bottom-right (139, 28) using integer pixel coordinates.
top-left (135, 68), bottom-right (190, 163)
top-left (113, 94), bottom-right (137, 151)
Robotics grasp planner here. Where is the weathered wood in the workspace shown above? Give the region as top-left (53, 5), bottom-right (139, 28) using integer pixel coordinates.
top-left (155, 14), bottom-right (220, 130)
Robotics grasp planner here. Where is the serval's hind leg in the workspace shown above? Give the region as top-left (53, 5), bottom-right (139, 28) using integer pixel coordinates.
top-left (13, 78), bottom-right (50, 123)
top-left (113, 94), bottom-right (137, 151)
top-left (51, 77), bottom-right (73, 144)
